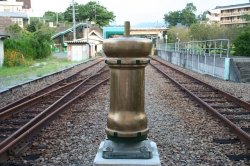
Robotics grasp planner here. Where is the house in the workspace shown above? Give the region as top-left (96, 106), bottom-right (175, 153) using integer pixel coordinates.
top-left (0, 11), bottom-right (28, 28)
top-left (207, 2), bottom-right (250, 26)
top-left (75, 30), bottom-right (103, 57)
top-left (0, 0), bottom-right (29, 28)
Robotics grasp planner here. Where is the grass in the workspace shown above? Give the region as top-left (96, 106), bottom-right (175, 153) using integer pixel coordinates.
top-left (0, 55), bottom-right (91, 88)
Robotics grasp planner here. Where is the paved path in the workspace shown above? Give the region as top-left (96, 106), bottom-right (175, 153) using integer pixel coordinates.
top-left (52, 52), bottom-right (67, 59)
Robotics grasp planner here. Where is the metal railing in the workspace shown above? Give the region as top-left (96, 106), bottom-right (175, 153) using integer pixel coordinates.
top-left (157, 39), bottom-right (230, 58)
top-left (156, 39), bottom-right (231, 79)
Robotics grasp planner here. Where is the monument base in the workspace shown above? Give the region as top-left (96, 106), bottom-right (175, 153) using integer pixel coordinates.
top-left (103, 139), bottom-right (152, 159)
top-left (93, 141), bottom-right (161, 166)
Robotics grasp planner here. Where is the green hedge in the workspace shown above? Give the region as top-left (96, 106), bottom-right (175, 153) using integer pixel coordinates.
top-left (4, 24), bottom-right (54, 61)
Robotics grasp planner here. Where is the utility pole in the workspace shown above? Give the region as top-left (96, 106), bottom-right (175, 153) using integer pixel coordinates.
top-left (86, 19), bottom-right (89, 42)
top-left (56, 9), bottom-right (58, 26)
top-left (94, 4), bottom-right (96, 23)
top-left (72, 0), bottom-right (76, 41)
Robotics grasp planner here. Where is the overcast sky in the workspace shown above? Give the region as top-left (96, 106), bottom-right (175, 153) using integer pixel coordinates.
top-left (31, 0), bottom-right (248, 25)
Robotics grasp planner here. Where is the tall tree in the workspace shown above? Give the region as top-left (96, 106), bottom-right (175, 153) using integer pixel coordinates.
top-left (64, 1), bottom-right (115, 26)
top-left (201, 10), bottom-right (208, 21)
top-left (180, 3), bottom-right (197, 26)
top-left (164, 11), bottom-right (181, 27)
top-left (164, 3), bottom-right (197, 27)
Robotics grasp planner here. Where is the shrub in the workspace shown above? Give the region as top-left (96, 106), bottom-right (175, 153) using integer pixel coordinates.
top-left (233, 26), bottom-right (250, 56)
top-left (3, 50), bottom-right (30, 67)
top-left (4, 23), bottom-right (54, 63)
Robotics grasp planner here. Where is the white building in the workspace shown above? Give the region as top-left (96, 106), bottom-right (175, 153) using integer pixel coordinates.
top-left (207, 2), bottom-right (250, 26)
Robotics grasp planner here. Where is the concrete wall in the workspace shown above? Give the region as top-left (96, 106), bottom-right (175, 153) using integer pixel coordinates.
top-left (156, 50), bottom-right (230, 80)
top-left (229, 59), bottom-right (241, 83)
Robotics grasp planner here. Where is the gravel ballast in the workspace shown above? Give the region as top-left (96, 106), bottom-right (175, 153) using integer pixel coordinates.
top-left (2, 56), bottom-right (250, 165)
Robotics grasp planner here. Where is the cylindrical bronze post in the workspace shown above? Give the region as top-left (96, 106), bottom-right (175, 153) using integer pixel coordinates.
top-left (103, 21), bottom-right (152, 143)
top-left (124, 21), bottom-right (130, 37)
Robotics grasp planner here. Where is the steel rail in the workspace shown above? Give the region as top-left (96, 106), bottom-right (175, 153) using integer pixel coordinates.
top-left (0, 59), bottom-right (104, 112)
top-left (150, 59), bottom-right (250, 147)
top-left (0, 78), bottom-right (109, 160)
top-left (150, 56), bottom-right (250, 111)
top-left (0, 65), bottom-right (108, 160)
top-left (0, 69), bottom-right (108, 121)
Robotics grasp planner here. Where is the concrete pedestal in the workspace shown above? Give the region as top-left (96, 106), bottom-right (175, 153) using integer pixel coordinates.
top-left (93, 142), bottom-right (161, 166)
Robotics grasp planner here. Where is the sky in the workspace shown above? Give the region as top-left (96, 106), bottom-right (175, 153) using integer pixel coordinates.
top-left (31, 0), bottom-right (248, 26)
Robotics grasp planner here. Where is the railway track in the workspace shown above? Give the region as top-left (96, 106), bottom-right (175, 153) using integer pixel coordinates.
top-left (150, 56), bottom-right (250, 160)
top-left (0, 60), bottom-right (109, 161)
top-left (0, 59), bottom-right (104, 111)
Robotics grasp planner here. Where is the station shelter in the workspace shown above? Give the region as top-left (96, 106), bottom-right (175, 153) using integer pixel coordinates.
top-left (66, 41), bottom-right (90, 61)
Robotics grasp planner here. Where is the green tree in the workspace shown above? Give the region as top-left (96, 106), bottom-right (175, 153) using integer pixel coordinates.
top-left (190, 23), bottom-right (243, 41)
top-left (180, 3), bottom-right (197, 26)
top-left (240, 14), bottom-right (250, 21)
top-left (166, 27), bottom-right (190, 43)
top-left (42, 11), bottom-right (64, 23)
top-left (233, 26), bottom-right (250, 56)
top-left (189, 23), bottom-right (214, 40)
top-left (64, 1), bottom-right (115, 26)
top-left (44, 11), bottom-right (57, 22)
top-left (26, 22), bottom-right (44, 32)
top-left (164, 3), bottom-right (197, 27)
top-left (201, 10), bottom-right (208, 21)
top-left (164, 11), bottom-right (181, 27)
top-left (5, 24), bottom-right (23, 36)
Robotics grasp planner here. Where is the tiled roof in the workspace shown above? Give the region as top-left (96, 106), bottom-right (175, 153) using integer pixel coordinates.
top-left (215, 3), bottom-right (250, 9)
top-left (66, 41), bottom-right (90, 45)
top-left (16, 0), bottom-right (31, 9)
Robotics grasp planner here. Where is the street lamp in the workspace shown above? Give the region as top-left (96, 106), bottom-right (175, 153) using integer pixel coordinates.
top-left (86, 19), bottom-right (89, 42)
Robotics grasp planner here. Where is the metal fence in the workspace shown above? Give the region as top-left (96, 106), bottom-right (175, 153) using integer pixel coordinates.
top-left (157, 39), bottom-right (230, 58)
top-left (156, 39), bottom-right (231, 80)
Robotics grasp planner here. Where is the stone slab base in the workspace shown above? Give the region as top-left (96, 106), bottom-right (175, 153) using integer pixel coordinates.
top-left (93, 141), bottom-right (161, 166)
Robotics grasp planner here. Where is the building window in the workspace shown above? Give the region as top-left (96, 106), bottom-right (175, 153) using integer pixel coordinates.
top-left (11, 18), bottom-right (22, 26)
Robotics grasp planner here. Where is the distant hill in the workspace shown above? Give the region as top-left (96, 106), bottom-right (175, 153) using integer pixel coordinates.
top-left (132, 22), bottom-right (166, 28)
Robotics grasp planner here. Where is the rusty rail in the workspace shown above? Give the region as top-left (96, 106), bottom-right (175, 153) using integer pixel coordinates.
top-left (0, 59), bottom-right (104, 112)
top-left (0, 64), bottom-right (108, 161)
top-left (0, 69), bottom-right (108, 121)
top-left (150, 57), bottom-right (250, 147)
top-left (0, 78), bottom-right (109, 160)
